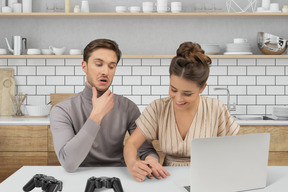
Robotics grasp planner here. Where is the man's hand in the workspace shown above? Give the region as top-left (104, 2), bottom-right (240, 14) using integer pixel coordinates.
top-left (127, 160), bottom-right (152, 182)
top-left (145, 155), bottom-right (170, 180)
top-left (89, 87), bottom-right (114, 124)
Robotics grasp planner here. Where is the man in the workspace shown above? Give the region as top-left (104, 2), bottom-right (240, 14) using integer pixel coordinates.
top-left (50, 39), bottom-right (159, 172)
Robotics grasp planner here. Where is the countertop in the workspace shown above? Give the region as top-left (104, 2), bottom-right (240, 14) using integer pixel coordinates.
top-left (1, 166), bottom-right (288, 192)
top-left (0, 116), bottom-right (288, 126)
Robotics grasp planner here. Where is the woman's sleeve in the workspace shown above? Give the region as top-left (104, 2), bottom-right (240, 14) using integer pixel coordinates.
top-left (217, 103), bottom-right (240, 136)
top-left (135, 100), bottom-right (160, 142)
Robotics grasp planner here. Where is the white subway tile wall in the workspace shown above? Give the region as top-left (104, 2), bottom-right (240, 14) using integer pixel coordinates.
top-left (2, 58), bottom-right (287, 115)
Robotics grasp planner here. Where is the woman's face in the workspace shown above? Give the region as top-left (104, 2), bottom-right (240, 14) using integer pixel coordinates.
top-left (169, 74), bottom-right (206, 111)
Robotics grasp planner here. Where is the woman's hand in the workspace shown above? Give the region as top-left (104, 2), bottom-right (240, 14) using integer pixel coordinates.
top-left (145, 155), bottom-right (170, 179)
top-left (127, 160), bottom-right (152, 182)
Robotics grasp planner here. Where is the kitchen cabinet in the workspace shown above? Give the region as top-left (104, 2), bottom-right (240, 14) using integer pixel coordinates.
top-left (0, 125), bottom-right (59, 182)
top-left (1, 124), bottom-right (288, 182)
top-left (238, 125), bottom-right (288, 166)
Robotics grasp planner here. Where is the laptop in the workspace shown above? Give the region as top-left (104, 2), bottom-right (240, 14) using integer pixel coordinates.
top-left (185, 133), bottom-right (270, 192)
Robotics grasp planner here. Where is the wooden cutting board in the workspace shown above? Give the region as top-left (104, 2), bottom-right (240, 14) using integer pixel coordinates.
top-left (0, 68), bottom-right (15, 116)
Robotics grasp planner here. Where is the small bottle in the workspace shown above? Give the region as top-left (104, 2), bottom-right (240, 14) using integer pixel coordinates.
top-left (74, 5), bottom-right (80, 13)
top-left (65, 0), bottom-right (71, 13)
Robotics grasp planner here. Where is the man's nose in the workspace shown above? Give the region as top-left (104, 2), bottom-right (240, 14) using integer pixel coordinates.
top-left (101, 65), bottom-right (109, 75)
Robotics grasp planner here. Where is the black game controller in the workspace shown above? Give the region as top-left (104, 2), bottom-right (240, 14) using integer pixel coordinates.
top-left (23, 174), bottom-right (63, 192)
top-left (85, 176), bottom-right (124, 192)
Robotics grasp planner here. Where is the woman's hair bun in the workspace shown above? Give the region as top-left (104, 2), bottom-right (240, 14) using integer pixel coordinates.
top-left (176, 42), bottom-right (211, 65)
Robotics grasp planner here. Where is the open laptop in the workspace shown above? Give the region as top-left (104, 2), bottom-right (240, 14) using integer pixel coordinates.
top-left (185, 133), bottom-right (270, 192)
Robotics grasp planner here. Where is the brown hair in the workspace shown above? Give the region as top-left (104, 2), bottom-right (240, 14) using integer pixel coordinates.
top-left (169, 42), bottom-right (211, 88)
top-left (83, 39), bottom-right (122, 63)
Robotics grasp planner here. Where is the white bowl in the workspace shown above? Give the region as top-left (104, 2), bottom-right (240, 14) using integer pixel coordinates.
top-left (25, 105), bottom-right (51, 116)
top-left (27, 49), bottom-right (41, 55)
top-left (200, 44), bottom-right (221, 55)
top-left (69, 49), bottom-right (82, 55)
top-left (273, 106), bottom-right (288, 119)
top-left (41, 49), bottom-right (53, 55)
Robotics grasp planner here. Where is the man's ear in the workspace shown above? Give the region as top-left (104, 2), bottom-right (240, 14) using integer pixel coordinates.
top-left (82, 61), bottom-right (87, 73)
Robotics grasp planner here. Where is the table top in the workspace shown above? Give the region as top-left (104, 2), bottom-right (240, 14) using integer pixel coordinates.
top-left (1, 116), bottom-right (288, 126)
top-left (1, 166), bottom-right (288, 192)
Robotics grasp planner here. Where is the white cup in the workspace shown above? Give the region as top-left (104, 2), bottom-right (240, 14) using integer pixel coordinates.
top-left (115, 6), bottom-right (127, 13)
top-left (261, 0), bottom-right (270, 10)
top-left (0, 49), bottom-right (7, 55)
top-left (142, 2), bottom-right (154, 13)
top-left (270, 3), bottom-right (279, 11)
top-left (81, 0), bottom-right (89, 13)
top-left (2, 6), bottom-right (12, 13)
top-left (128, 6), bottom-right (141, 13)
top-left (12, 3), bottom-right (22, 13)
top-left (171, 2), bottom-right (182, 13)
top-left (157, 6), bottom-right (170, 13)
top-left (69, 49), bottom-right (82, 55)
top-left (233, 38), bottom-right (248, 44)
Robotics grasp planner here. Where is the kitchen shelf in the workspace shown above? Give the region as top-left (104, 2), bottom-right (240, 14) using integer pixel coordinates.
top-left (1, 55), bottom-right (288, 59)
top-left (0, 12), bottom-right (288, 17)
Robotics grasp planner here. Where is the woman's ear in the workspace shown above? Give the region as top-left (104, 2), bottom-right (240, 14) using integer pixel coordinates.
top-left (200, 83), bottom-right (207, 93)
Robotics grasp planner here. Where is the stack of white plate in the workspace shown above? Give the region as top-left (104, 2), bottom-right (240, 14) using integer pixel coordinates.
top-left (273, 106), bottom-right (288, 120)
top-left (224, 43), bottom-right (253, 55)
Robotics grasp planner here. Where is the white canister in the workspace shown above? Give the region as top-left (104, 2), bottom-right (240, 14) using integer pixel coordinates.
top-left (22, 0), bottom-right (32, 13)
top-left (261, 0), bottom-right (270, 10)
top-left (81, 0), bottom-right (89, 13)
top-left (8, 0), bottom-right (17, 8)
top-left (13, 3), bottom-right (22, 12)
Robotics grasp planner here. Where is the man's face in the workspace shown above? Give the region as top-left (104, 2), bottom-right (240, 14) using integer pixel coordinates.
top-left (82, 48), bottom-right (117, 92)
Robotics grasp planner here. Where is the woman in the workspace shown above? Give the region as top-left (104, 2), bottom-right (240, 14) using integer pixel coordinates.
top-left (124, 42), bottom-right (240, 182)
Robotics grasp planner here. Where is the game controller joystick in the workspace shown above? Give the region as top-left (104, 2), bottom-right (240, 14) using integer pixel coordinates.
top-left (23, 174), bottom-right (63, 192)
top-left (85, 176), bottom-right (124, 192)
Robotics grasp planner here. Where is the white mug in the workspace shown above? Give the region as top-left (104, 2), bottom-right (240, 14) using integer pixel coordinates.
top-left (128, 6), bottom-right (141, 13)
top-left (2, 6), bottom-right (12, 13)
top-left (115, 6), bottom-right (127, 13)
top-left (81, 0), bottom-right (89, 13)
top-left (171, 2), bottom-right (182, 13)
top-left (157, 6), bottom-right (170, 13)
top-left (12, 3), bottom-right (22, 13)
top-left (233, 38), bottom-right (248, 44)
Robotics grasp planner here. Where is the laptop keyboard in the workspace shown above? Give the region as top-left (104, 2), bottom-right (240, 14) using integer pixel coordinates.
top-left (184, 186), bottom-right (190, 192)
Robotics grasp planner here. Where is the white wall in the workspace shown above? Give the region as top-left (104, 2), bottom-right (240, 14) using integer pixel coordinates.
top-left (1, 57), bottom-right (288, 115)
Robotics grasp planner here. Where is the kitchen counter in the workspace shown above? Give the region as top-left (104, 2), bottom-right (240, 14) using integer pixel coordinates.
top-left (0, 116), bottom-right (288, 126)
top-left (0, 116), bottom-right (50, 125)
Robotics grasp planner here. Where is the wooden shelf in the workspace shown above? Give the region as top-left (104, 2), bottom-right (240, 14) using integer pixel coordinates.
top-left (1, 55), bottom-right (288, 59)
top-left (0, 12), bottom-right (288, 17)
